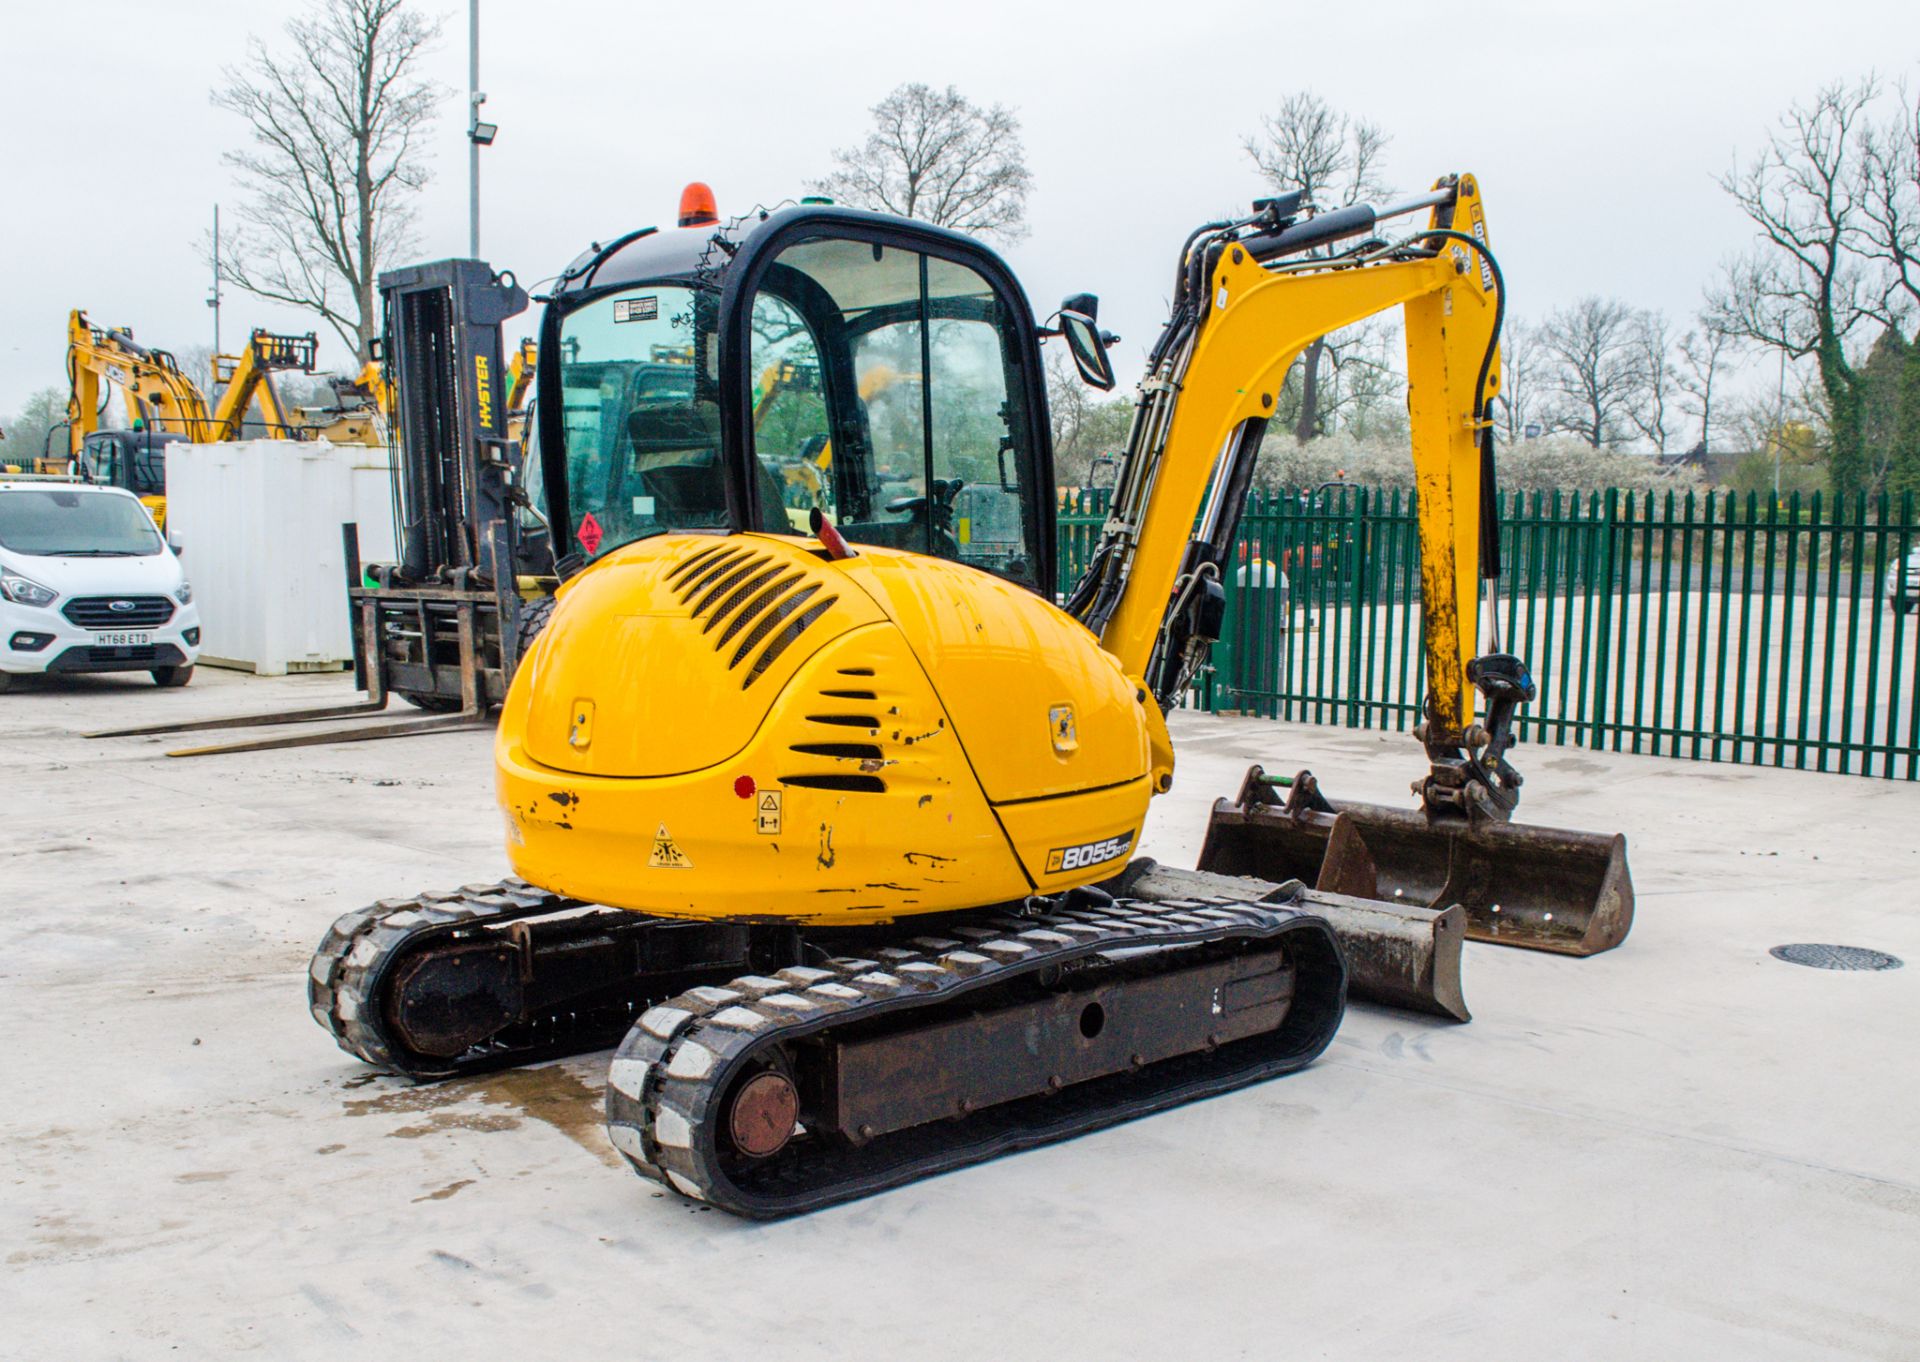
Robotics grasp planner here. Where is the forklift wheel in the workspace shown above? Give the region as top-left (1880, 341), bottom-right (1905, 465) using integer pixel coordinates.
top-left (400, 692), bottom-right (464, 713)
top-left (151, 665), bottom-right (194, 688)
top-left (518, 594), bottom-right (556, 650)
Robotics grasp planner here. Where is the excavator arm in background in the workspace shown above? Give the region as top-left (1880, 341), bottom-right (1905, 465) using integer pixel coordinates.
top-left (65, 309), bottom-right (215, 455)
top-left (210, 330), bottom-right (318, 441)
top-left (1067, 178), bottom-right (1631, 955)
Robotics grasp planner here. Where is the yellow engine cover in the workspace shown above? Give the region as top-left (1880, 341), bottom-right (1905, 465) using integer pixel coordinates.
top-left (496, 534), bottom-right (1157, 924)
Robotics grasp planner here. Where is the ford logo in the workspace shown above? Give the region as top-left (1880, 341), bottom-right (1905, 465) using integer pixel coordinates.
top-left (109, 600), bottom-right (137, 612)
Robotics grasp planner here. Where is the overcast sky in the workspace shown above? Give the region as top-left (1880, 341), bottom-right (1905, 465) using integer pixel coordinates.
top-left (2, 0), bottom-right (1914, 417)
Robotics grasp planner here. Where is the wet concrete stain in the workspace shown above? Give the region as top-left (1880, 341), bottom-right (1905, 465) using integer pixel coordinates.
top-left (340, 1064), bottom-right (619, 1168)
top-left (413, 1179), bottom-right (476, 1203)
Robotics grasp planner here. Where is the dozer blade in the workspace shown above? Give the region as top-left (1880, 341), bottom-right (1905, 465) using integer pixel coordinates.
top-left (1199, 765), bottom-right (1634, 958)
top-left (1113, 860), bottom-right (1470, 1022)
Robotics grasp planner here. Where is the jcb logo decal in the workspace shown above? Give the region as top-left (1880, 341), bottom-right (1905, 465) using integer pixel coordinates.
top-left (1044, 831), bottom-right (1135, 875)
top-left (474, 354), bottom-right (494, 430)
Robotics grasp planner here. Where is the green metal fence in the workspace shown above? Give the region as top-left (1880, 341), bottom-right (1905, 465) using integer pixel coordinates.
top-left (1056, 487), bottom-right (1920, 779)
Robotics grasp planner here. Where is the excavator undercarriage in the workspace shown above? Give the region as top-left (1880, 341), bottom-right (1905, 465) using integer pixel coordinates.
top-left (312, 876), bottom-right (1344, 1215)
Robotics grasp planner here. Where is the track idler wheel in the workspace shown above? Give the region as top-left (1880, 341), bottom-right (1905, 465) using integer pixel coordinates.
top-left (726, 1070), bottom-right (800, 1160)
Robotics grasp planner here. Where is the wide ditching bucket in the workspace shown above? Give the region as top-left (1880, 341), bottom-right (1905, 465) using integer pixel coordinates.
top-left (1199, 766), bottom-right (1634, 958)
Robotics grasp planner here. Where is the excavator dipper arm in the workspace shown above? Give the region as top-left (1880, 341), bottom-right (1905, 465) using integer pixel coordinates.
top-left (1067, 177), bottom-right (1506, 817)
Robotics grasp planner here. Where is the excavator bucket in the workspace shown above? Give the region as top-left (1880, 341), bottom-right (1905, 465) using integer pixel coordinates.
top-left (1199, 766), bottom-right (1634, 958)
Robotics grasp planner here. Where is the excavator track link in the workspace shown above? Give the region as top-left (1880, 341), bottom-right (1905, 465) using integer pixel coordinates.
top-left (606, 895), bottom-right (1346, 1218)
top-left (310, 879), bottom-right (609, 1079)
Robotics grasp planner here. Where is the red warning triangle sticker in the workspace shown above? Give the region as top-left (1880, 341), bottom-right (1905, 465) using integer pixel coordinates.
top-left (577, 512), bottom-right (604, 555)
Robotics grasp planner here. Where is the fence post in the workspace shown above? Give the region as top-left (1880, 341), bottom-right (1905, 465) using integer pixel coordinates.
top-left (1587, 486), bottom-right (1620, 750)
top-left (1344, 487), bottom-right (1369, 728)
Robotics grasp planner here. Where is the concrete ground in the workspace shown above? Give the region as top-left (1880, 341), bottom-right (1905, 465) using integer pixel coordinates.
top-left (3, 667), bottom-right (1917, 1360)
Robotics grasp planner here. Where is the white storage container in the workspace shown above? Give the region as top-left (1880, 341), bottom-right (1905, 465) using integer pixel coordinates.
top-left (164, 440), bottom-right (398, 674)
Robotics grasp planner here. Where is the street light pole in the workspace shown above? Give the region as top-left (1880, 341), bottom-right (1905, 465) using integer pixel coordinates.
top-left (468, 0), bottom-right (480, 257)
top-left (208, 204), bottom-right (223, 362)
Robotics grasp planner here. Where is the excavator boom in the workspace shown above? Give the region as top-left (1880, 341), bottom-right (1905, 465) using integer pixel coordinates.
top-left (1063, 180), bottom-right (1634, 955)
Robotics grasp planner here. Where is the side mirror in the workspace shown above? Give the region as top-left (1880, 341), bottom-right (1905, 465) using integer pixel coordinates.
top-left (1057, 293), bottom-right (1115, 392)
top-left (169, 538), bottom-right (185, 557)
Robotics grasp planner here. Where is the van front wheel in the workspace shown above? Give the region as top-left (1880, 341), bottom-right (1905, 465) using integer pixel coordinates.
top-left (151, 665), bottom-right (194, 688)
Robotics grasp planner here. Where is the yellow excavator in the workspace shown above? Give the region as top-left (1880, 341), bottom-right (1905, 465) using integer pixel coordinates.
top-left (64, 311), bottom-right (321, 527)
top-left (311, 178), bottom-right (1632, 1216)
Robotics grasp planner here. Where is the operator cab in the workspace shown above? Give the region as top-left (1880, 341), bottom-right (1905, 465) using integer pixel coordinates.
top-left (79, 429), bottom-right (178, 500)
top-left (536, 200), bottom-right (1059, 590)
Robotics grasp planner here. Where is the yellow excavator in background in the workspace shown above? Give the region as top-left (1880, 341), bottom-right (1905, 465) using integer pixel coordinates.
top-left (294, 338), bottom-right (530, 449)
top-left (311, 178), bottom-right (1633, 1217)
top-left (294, 359), bottom-right (390, 447)
top-left (64, 311), bottom-right (322, 528)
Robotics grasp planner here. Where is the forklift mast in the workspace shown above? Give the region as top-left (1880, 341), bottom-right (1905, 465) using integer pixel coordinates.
top-left (379, 259), bottom-right (530, 587)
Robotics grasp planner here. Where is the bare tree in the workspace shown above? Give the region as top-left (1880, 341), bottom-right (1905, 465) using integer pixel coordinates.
top-left (212, 0), bottom-right (443, 364)
top-left (1315, 319), bottom-right (1404, 438)
top-left (1495, 319), bottom-right (1545, 444)
top-left (0, 387), bottom-right (68, 468)
top-left (1714, 79), bottom-right (1883, 497)
top-left (1628, 310), bottom-right (1678, 455)
top-left (813, 84), bottom-right (1032, 242)
top-left (1539, 296), bottom-right (1645, 448)
top-left (1676, 316), bottom-right (1738, 455)
top-left (1046, 349), bottom-right (1133, 486)
top-left (1243, 92), bottom-right (1392, 442)
top-left (1859, 83), bottom-right (1920, 493)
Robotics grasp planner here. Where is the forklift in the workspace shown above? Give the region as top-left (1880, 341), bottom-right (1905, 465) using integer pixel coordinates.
top-left (90, 260), bottom-right (553, 756)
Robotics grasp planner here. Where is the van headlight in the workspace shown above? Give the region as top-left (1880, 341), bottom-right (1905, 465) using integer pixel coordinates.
top-left (0, 571), bottom-right (56, 607)
top-left (175, 581), bottom-right (193, 604)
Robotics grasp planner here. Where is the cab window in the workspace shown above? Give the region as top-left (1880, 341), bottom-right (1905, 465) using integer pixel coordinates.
top-left (748, 238), bottom-right (1039, 587)
top-left (553, 284), bottom-right (784, 561)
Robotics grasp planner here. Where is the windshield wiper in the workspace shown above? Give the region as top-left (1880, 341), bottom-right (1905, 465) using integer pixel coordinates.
top-left (48, 548), bottom-right (144, 556)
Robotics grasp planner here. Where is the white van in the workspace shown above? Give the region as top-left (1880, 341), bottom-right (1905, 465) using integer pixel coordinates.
top-left (0, 481), bottom-right (201, 691)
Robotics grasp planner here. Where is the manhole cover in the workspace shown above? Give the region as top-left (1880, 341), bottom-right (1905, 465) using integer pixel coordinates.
top-left (1769, 943), bottom-right (1904, 971)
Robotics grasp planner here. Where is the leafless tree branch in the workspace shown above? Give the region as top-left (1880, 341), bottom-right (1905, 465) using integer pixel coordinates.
top-left (812, 84), bottom-right (1033, 243)
top-left (210, 0), bottom-right (444, 364)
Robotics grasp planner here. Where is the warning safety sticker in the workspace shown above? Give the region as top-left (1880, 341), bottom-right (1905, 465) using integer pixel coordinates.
top-left (649, 823), bottom-right (692, 869)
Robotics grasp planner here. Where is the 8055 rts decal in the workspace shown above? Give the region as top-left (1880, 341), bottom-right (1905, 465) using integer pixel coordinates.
top-left (1044, 831), bottom-right (1137, 875)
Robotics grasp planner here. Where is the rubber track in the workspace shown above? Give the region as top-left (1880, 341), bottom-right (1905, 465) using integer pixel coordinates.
top-left (605, 895), bottom-right (1346, 1218)
top-left (308, 878), bottom-right (587, 1078)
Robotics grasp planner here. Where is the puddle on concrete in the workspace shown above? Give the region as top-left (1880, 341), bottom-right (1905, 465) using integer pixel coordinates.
top-left (389, 1112), bottom-right (521, 1139)
top-left (340, 1062), bottom-right (619, 1167)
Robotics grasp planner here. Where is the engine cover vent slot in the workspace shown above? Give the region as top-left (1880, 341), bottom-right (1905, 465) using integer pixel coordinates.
top-left (789, 743), bottom-right (884, 760)
top-left (712, 571), bottom-right (807, 651)
top-left (690, 556), bottom-right (776, 620)
top-left (819, 689), bottom-right (878, 701)
top-left (780, 774), bottom-right (887, 793)
top-left (701, 563), bottom-right (789, 635)
top-left (673, 545), bottom-right (755, 596)
top-left (740, 590), bottom-right (833, 687)
top-left (806, 714), bottom-right (880, 729)
top-left (665, 542), bottom-right (730, 584)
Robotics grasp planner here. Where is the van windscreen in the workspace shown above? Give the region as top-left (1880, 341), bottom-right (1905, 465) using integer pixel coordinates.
top-left (0, 490), bottom-right (162, 556)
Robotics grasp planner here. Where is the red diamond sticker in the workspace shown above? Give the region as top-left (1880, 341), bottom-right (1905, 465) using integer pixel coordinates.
top-left (577, 512), bottom-right (604, 555)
